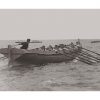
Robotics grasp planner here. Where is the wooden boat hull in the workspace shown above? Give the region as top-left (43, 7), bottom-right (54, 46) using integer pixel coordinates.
top-left (0, 45), bottom-right (80, 65)
top-left (15, 53), bottom-right (77, 65)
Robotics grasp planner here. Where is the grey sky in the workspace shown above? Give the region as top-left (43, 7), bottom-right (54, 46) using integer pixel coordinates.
top-left (0, 9), bottom-right (100, 40)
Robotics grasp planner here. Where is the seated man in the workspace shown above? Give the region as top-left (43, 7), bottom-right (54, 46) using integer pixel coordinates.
top-left (40, 45), bottom-right (46, 51)
top-left (70, 42), bottom-right (75, 48)
top-left (59, 44), bottom-right (65, 49)
top-left (46, 45), bottom-right (53, 51)
top-left (54, 45), bottom-right (59, 50)
top-left (19, 39), bottom-right (30, 49)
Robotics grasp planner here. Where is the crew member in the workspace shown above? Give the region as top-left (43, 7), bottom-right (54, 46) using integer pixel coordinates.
top-left (19, 39), bottom-right (31, 49)
top-left (76, 40), bottom-right (82, 51)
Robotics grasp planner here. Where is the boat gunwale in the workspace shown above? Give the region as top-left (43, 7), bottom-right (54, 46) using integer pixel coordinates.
top-left (0, 49), bottom-right (79, 56)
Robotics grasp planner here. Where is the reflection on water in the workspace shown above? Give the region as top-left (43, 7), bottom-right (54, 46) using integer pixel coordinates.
top-left (0, 39), bottom-right (100, 90)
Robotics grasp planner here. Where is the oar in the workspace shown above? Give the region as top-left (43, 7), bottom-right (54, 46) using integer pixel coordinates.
top-left (62, 49), bottom-right (93, 65)
top-left (77, 58), bottom-right (94, 65)
top-left (78, 54), bottom-right (98, 63)
top-left (80, 51), bottom-right (100, 61)
top-left (78, 50), bottom-right (100, 64)
top-left (79, 53), bottom-right (99, 62)
top-left (82, 47), bottom-right (100, 56)
top-left (14, 41), bottom-right (42, 47)
top-left (15, 41), bottom-right (42, 43)
top-left (76, 57), bottom-right (94, 65)
top-left (57, 45), bottom-right (97, 65)
top-left (81, 51), bottom-right (100, 60)
top-left (63, 49), bottom-right (98, 64)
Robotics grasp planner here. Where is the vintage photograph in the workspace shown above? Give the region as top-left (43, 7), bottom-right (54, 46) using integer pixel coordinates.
top-left (0, 9), bottom-right (100, 91)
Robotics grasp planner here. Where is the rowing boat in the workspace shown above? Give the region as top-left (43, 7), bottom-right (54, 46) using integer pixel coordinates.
top-left (0, 44), bottom-right (81, 66)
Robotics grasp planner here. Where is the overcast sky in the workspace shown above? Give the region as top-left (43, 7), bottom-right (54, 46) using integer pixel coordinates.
top-left (0, 9), bottom-right (100, 40)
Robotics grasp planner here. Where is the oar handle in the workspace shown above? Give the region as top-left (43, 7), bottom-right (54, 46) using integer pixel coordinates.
top-left (15, 41), bottom-right (42, 43)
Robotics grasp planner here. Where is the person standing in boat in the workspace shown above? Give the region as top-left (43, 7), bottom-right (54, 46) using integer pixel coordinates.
top-left (18, 39), bottom-right (31, 49)
top-left (76, 39), bottom-right (82, 51)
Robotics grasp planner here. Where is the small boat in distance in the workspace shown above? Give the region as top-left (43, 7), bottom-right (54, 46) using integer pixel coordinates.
top-left (91, 40), bottom-right (100, 43)
top-left (0, 39), bottom-right (82, 66)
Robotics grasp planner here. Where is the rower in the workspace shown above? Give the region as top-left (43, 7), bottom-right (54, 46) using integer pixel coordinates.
top-left (76, 40), bottom-right (82, 51)
top-left (59, 44), bottom-right (65, 49)
top-left (46, 45), bottom-right (53, 51)
top-left (70, 42), bottom-right (75, 48)
top-left (19, 39), bottom-right (30, 49)
top-left (40, 45), bottom-right (45, 51)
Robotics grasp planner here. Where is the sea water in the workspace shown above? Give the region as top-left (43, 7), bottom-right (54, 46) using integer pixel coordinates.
top-left (0, 39), bottom-right (100, 91)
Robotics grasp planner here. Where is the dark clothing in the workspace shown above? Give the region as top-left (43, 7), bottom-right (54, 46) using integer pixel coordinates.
top-left (20, 42), bottom-right (29, 49)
